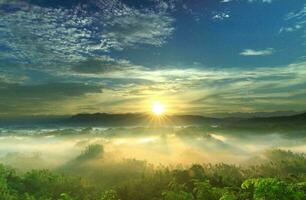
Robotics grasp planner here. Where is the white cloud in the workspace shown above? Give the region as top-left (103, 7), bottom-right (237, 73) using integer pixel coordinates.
top-left (101, 10), bottom-right (175, 51)
top-left (220, 0), bottom-right (233, 3)
top-left (0, 0), bottom-right (175, 67)
top-left (248, 0), bottom-right (273, 3)
top-left (153, 0), bottom-right (177, 12)
top-left (239, 48), bottom-right (275, 56)
top-left (221, 0), bottom-right (273, 3)
top-left (212, 12), bottom-right (230, 20)
top-left (280, 3), bottom-right (306, 35)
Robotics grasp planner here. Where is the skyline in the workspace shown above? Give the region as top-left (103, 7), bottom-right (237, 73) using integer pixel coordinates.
top-left (1, 0), bottom-right (306, 117)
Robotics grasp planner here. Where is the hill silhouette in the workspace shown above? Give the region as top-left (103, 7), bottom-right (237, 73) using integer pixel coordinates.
top-left (66, 112), bottom-right (306, 126)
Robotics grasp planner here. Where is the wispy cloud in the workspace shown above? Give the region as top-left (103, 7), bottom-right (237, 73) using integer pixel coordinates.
top-left (71, 56), bottom-right (144, 74)
top-left (221, 0), bottom-right (273, 3)
top-left (51, 57), bottom-right (306, 114)
top-left (0, 0), bottom-right (175, 67)
top-left (247, 0), bottom-right (273, 3)
top-left (212, 12), bottom-right (230, 20)
top-left (100, 10), bottom-right (175, 51)
top-left (1, 57), bottom-right (306, 115)
top-left (0, 74), bottom-right (27, 84)
top-left (0, 82), bottom-right (103, 116)
top-left (220, 0), bottom-right (233, 3)
top-left (279, 3), bottom-right (306, 39)
top-left (239, 48), bottom-right (275, 56)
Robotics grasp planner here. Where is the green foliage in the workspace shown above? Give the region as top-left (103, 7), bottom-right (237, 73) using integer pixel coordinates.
top-left (162, 179), bottom-right (195, 200)
top-left (219, 191), bottom-right (238, 200)
top-left (58, 193), bottom-right (74, 200)
top-left (241, 178), bottom-right (305, 200)
top-left (247, 149), bottom-right (306, 179)
top-left (1, 149), bottom-right (306, 200)
top-left (0, 164), bottom-right (18, 200)
top-left (193, 180), bottom-right (223, 200)
top-left (204, 163), bottom-right (244, 187)
top-left (100, 190), bottom-right (119, 200)
top-left (0, 164), bottom-right (100, 200)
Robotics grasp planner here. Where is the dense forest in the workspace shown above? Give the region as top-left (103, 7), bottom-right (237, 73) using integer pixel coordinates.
top-left (1, 145), bottom-right (306, 200)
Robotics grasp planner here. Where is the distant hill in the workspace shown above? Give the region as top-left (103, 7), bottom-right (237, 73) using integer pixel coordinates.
top-left (1, 112), bottom-right (305, 128)
top-left (244, 112), bottom-right (306, 123)
top-left (208, 111), bottom-right (301, 118)
top-left (66, 112), bottom-right (306, 126)
top-left (67, 113), bottom-right (220, 126)
top-left (67, 113), bottom-right (149, 126)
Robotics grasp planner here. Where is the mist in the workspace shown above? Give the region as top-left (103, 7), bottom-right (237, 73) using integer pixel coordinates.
top-left (1, 126), bottom-right (305, 171)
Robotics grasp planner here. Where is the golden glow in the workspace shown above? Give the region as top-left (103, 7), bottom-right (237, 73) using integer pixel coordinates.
top-left (152, 102), bottom-right (165, 116)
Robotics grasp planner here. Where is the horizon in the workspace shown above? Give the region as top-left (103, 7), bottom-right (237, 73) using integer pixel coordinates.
top-left (0, 110), bottom-right (305, 120)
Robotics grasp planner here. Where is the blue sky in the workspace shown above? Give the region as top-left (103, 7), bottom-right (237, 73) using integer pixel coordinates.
top-left (0, 0), bottom-right (306, 116)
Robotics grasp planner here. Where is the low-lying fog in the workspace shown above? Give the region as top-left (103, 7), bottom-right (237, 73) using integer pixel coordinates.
top-left (1, 125), bottom-right (305, 171)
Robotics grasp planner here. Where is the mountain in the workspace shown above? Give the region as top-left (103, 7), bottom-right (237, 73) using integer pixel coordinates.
top-left (1, 112), bottom-right (305, 128)
top-left (67, 113), bottom-right (220, 126)
top-left (245, 112), bottom-right (306, 123)
top-left (207, 111), bottom-right (301, 118)
top-left (67, 112), bottom-right (306, 126)
top-left (67, 113), bottom-right (149, 126)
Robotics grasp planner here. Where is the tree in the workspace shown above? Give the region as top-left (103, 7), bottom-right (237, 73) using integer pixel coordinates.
top-left (162, 179), bottom-right (195, 200)
top-left (101, 190), bottom-right (120, 200)
top-left (193, 180), bottom-right (222, 200)
top-left (241, 178), bottom-right (305, 200)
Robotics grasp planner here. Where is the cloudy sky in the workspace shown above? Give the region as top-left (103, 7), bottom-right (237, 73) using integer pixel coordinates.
top-left (0, 0), bottom-right (306, 117)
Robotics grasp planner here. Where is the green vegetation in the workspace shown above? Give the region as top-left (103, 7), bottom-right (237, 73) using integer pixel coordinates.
top-left (1, 148), bottom-right (306, 200)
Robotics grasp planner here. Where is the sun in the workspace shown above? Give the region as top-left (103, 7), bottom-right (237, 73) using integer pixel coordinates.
top-left (152, 102), bottom-right (165, 116)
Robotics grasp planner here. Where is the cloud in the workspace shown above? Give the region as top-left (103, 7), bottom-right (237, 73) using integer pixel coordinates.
top-left (247, 0), bottom-right (273, 3)
top-left (68, 57), bottom-right (306, 111)
top-left (220, 0), bottom-right (233, 3)
top-left (1, 59), bottom-right (306, 115)
top-left (0, 0), bottom-right (175, 68)
top-left (220, 0), bottom-right (273, 3)
top-left (0, 74), bottom-right (27, 84)
top-left (239, 48), bottom-right (275, 56)
top-left (71, 57), bottom-right (140, 74)
top-left (184, 61), bottom-right (306, 113)
top-left (0, 82), bottom-right (103, 116)
top-left (212, 12), bottom-right (230, 20)
top-left (100, 11), bottom-right (175, 51)
top-left (0, 82), bottom-right (102, 100)
top-left (108, 60), bottom-right (306, 114)
top-left (279, 3), bottom-right (306, 40)
top-left (0, 0), bottom-right (305, 116)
